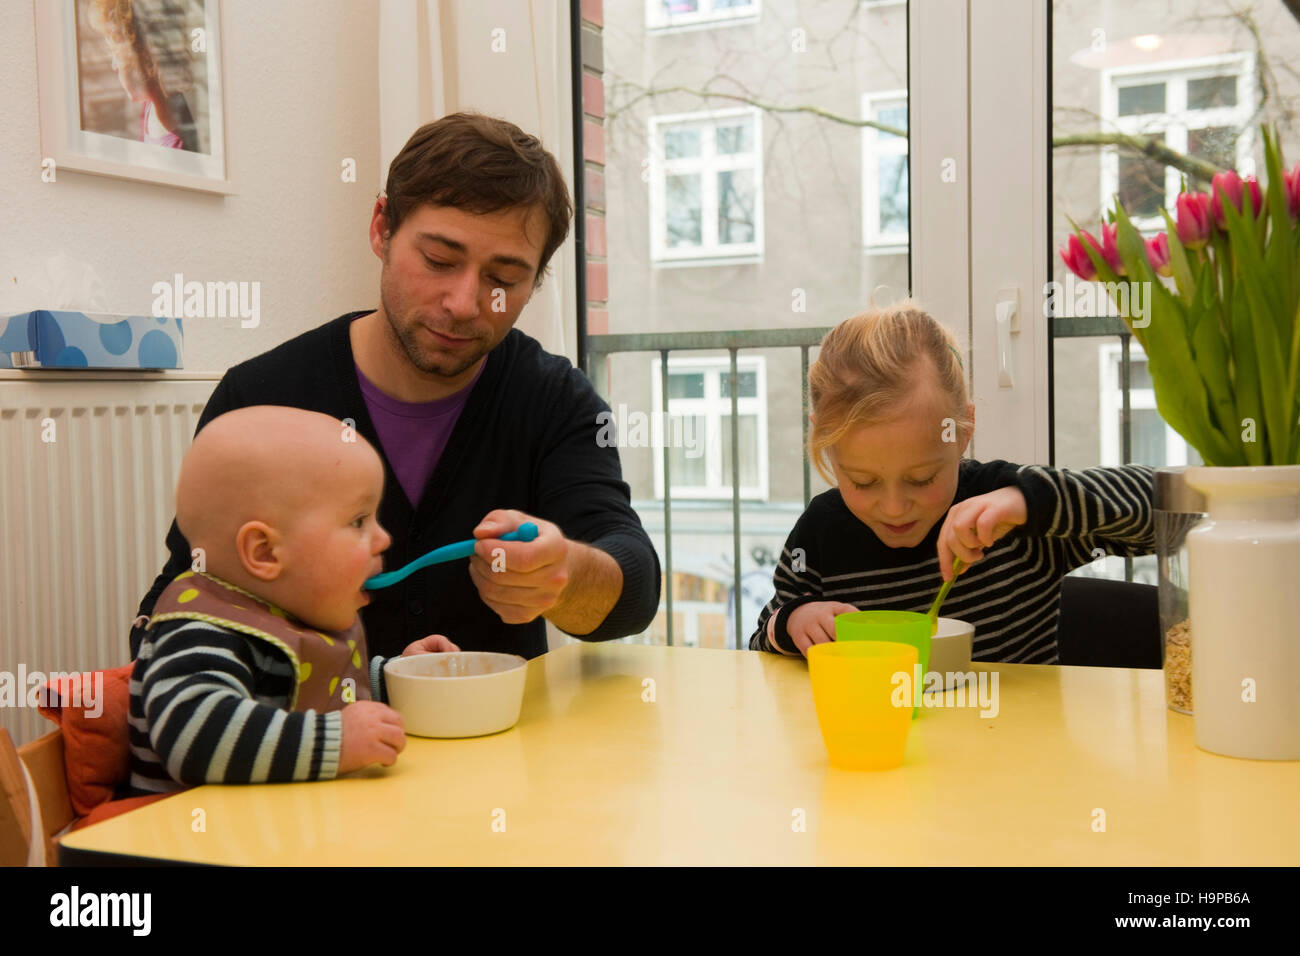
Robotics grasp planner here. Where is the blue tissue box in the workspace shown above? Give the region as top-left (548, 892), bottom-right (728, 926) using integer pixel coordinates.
top-left (0, 310), bottom-right (184, 369)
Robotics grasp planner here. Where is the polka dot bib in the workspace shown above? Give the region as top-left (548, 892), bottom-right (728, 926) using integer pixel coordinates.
top-left (148, 571), bottom-right (372, 712)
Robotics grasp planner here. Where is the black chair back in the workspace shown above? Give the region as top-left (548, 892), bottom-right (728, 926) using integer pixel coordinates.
top-left (1056, 576), bottom-right (1161, 669)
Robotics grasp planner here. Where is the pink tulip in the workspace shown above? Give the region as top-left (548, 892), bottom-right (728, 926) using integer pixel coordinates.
top-left (1099, 222), bottom-right (1126, 276)
top-left (1209, 171), bottom-right (1242, 228)
top-left (1060, 233), bottom-right (1098, 281)
top-left (1175, 192), bottom-right (1212, 249)
top-left (1145, 233), bottom-right (1172, 277)
top-left (1210, 171), bottom-right (1263, 227)
top-left (1245, 175), bottom-right (1262, 216)
top-left (1284, 163), bottom-right (1300, 219)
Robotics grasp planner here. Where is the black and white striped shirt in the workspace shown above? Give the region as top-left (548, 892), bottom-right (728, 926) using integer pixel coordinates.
top-left (749, 459), bottom-right (1156, 663)
top-left (127, 619), bottom-right (385, 795)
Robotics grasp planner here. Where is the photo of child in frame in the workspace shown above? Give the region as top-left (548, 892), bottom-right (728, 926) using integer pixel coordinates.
top-left (75, 0), bottom-right (210, 154)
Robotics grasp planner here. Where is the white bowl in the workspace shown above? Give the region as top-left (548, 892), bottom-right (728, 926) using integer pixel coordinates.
top-left (929, 618), bottom-right (975, 687)
top-left (384, 652), bottom-right (528, 738)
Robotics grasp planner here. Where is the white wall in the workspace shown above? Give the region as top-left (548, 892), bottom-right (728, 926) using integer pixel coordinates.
top-left (0, 1), bottom-right (381, 374)
top-left (437, 0), bottom-right (578, 362)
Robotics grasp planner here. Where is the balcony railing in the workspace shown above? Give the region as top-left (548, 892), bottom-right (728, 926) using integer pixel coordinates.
top-left (586, 316), bottom-right (1141, 648)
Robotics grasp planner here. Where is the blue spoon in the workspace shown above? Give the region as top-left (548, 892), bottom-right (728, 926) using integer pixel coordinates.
top-left (363, 522), bottom-right (540, 590)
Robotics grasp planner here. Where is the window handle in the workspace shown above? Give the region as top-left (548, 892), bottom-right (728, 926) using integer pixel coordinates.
top-left (996, 288), bottom-right (1020, 388)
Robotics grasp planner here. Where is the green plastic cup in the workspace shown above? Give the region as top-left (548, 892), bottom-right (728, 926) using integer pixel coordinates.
top-left (834, 610), bottom-right (931, 718)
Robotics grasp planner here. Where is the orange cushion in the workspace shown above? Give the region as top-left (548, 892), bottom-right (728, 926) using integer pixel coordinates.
top-left (71, 792), bottom-right (172, 831)
top-left (37, 664), bottom-right (134, 817)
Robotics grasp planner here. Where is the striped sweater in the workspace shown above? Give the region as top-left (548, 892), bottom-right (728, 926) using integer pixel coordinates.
top-left (749, 459), bottom-right (1156, 663)
top-left (127, 619), bottom-right (390, 796)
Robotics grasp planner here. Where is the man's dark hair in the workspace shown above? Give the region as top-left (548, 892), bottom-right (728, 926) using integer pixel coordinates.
top-left (382, 112), bottom-right (573, 289)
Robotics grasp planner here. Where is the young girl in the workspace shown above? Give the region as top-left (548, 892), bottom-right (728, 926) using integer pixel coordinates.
top-left (89, 0), bottom-right (197, 151)
top-left (750, 300), bottom-right (1155, 663)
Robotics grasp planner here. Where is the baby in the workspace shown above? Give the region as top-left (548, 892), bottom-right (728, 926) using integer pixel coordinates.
top-left (127, 406), bottom-right (457, 795)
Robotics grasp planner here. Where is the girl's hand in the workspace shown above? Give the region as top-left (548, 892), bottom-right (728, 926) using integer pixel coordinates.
top-left (401, 634), bottom-right (461, 656)
top-left (783, 601), bottom-right (860, 657)
top-left (936, 487), bottom-right (1027, 581)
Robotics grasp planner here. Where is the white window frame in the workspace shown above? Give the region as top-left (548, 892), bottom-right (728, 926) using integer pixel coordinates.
top-left (648, 107), bottom-right (764, 265)
top-left (1097, 342), bottom-right (1195, 467)
top-left (645, 0), bottom-right (761, 32)
top-left (1101, 53), bottom-right (1256, 231)
top-left (861, 89), bottom-right (909, 252)
top-left (650, 355), bottom-right (769, 501)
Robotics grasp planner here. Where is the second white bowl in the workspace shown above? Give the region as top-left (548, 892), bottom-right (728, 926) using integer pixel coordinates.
top-left (929, 618), bottom-right (975, 687)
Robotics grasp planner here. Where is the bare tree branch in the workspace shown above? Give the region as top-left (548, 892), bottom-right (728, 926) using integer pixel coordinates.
top-left (1053, 131), bottom-right (1225, 181)
top-left (608, 81), bottom-right (905, 136)
top-left (610, 79), bottom-right (1227, 181)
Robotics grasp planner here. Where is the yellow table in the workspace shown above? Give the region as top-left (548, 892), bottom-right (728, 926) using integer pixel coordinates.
top-left (59, 642), bottom-right (1300, 865)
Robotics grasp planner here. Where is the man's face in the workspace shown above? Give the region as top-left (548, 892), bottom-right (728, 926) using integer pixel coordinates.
top-left (370, 202), bottom-right (546, 379)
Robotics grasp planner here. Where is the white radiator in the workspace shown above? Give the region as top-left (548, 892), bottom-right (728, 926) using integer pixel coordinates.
top-left (0, 374), bottom-right (218, 746)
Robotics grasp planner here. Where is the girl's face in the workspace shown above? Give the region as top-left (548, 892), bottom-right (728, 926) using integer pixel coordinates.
top-left (828, 391), bottom-right (972, 549)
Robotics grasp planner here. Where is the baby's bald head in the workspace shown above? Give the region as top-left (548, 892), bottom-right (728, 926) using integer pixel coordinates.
top-left (175, 406), bottom-right (383, 578)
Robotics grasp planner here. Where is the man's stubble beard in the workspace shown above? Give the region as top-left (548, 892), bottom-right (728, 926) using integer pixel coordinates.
top-left (379, 277), bottom-right (489, 379)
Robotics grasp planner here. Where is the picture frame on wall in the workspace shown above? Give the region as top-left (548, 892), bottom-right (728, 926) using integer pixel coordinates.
top-left (34, 0), bottom-right (232, 195)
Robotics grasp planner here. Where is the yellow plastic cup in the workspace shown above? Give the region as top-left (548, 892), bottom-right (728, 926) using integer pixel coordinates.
top-left (807, 640), bottom-right (918, 771)
top-left (834, 610), bottom-right (931, 718)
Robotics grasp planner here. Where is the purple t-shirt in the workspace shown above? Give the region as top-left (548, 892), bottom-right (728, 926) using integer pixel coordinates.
top-left (355, 361), bottom-right (485, 508)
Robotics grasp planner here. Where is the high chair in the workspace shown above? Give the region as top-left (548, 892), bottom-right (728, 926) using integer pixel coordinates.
top-left (1, 727), bottom-right (74, 867)
top-left (2, 665), bottom-right (173, 866)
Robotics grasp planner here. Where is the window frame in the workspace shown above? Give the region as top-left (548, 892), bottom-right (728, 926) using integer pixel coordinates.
top-left (648, 107), bottom-right (765, 265)
top-left (861, 89), bottom-right (910, 253)
top-left (1100, 52), bottom-right (1256, 231)
top-left (649, 354), bottom-right (770, 501)
top-left (1097, 341), bottom-right (1196, 467)
top-left (645, 0), bottom-right (762, 33)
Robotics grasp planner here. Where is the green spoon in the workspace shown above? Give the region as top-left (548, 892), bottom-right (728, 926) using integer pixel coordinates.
top-left (926, 557), bottom-right (965, 635)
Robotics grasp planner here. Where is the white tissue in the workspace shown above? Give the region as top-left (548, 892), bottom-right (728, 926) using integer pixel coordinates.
top-left (0, 252), bottom-right (110, 317)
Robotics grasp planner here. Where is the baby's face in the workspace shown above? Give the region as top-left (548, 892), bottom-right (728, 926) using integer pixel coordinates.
top-left (275, 449), bottom-right (390, 632)
top-left (830, 394), bottom-right (967, 549)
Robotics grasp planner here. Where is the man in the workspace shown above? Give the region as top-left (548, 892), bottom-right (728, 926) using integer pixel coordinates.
top-left (130, 112), bottom-right (660, 661)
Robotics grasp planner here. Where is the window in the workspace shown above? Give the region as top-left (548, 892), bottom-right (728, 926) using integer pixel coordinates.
top-left (646, 0), bottom-right (760, 32)
top-left (1097, 343), bottom-right (1203, 468)
top-left (650, 356), bottom-right (769, 499)
top-left (1102, 54), bottom-right (1254, 229)
top-left (649, 109), bottom-right (763, 263)
top-left (861, 91), bottom-right (909, 250)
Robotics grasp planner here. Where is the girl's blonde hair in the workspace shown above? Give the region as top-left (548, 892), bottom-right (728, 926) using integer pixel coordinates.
top-left (808, 298), bottom-right (972, 484)
top-left (89, 0), bottom-right (159, 82)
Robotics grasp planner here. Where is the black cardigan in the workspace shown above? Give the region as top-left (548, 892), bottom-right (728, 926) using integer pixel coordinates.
top-left (130, 312), bottom-right (661, 661)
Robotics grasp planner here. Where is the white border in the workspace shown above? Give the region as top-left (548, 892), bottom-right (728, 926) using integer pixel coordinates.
top-left (645, 0), bottom-right (762, 33)
top-left (34, 0), bottom-right (233, 194)
top-left (1097, 342), bottom-right (1192, 467)
top-left (1099, 52), bottom-right (1254, 230)
top-left (647, 106), bottom-right (764, 265)
top-left (649, 354), bottom-right (770, 501)
top-left (861, 88), bottom-right (909, 250)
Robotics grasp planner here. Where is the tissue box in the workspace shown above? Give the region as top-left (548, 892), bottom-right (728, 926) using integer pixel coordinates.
top-left (0, 310), bottom-right (184, 369)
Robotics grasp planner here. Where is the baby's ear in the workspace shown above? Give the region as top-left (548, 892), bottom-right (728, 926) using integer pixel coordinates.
top-left (236, 521), bottom-right (283, 580)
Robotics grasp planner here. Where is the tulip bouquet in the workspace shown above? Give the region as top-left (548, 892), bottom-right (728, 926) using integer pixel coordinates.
top-left (1060, 126), bottom-right (1300, 465)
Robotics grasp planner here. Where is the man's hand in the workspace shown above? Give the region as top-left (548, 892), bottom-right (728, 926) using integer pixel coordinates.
top-left (338, 701), bottom-right (406, 775)
top-left (469, 509), bottom-right (571, 625)
top-left (401, 634), bottom-right (460, 656)
top-left (936, 487), bottom-right (1027, 581)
